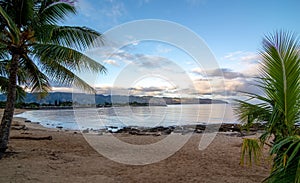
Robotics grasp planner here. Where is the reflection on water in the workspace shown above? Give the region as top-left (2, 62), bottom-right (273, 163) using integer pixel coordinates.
top-left (16, 104), bottom-right (237, 130)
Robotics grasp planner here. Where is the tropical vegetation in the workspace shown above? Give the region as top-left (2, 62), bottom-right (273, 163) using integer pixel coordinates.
top-left (0, 0), bottom-right (105, 158)
top-left (235, 31), bottom-right (300, 183)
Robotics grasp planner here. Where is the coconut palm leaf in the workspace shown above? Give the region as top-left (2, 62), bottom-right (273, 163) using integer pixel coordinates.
top-left (0, 76), bottom-right (26, 102)
top-left (240, 138), bottom-right (262, 166)
top-left (49, 26), bottom-right (103, 50)
top-left (37, 1), bottom-right (76, 24)
top-left (0, 0), bottom-right (106, 158)
top-left (19, 54), bottom-right (51, 93)
top-left (32, 43), bottom-right (106, 73)
top-left (235, 31), bottom-right (300, 182)
top-left (260, 31), bottom-right (300, 136)
top-left (0, 5), bottom-right (19, 43)
top-left (39, 58), bottom-right (96, 93)
top-left (263, 135), bottom-right (300, 183)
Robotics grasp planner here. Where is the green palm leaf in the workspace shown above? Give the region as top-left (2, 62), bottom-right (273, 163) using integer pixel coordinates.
top-left (264, 135), bottom-right (300, 183)
top-left (235, 31), bottom-right (300, 182)
top-left (39, 58), bottom-right (96, 93)
top-left (19, 54), bottom-right (51, 93)
top-left (0, 5), bottom-right (20, 43)
top-left (32, 43), bottom-right (106, 73)
top-left (0, 0), bottom-right (106, 158)
top-left (50, 26), bottom-right (103, 50)
top-left (0, 76), bottom-right (26, 102)
top-left (38, 1), bottom-right (76, 24)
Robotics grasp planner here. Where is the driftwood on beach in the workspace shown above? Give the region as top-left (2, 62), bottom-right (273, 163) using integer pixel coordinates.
top-left (10, 136), bottom-right (53, 140)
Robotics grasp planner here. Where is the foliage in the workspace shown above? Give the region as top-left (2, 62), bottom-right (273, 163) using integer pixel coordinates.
top-left (0, 0), bottom-right (106, 156)
top-left (263, 135), bottom-right (300, 183)
top-left (235, 31), bottom-right (300, 183)
top-left (0, 0), bottom-right (106, 94)
top-left (240, 138), bottom-right (262, 166)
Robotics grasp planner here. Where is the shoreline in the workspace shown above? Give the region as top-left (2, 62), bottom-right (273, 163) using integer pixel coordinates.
top-left (11, 108), bottom-right (263, 136)
top-left (0, 109), bottom-right (271, 182)
top-left (2, 116), bottom-right (270, 182)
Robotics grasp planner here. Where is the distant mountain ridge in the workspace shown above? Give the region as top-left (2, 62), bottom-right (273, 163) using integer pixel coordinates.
top-left (0, 92), bottom-right (228, 105)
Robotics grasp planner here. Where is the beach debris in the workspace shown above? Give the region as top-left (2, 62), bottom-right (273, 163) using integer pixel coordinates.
top-left (82, 129), bottom-right (89, 133)
top-left (24, 120), bottom-right (31, 123)
top-left (10, 136), bottom-right (52, 140)
top-left (11, 125), bottom-right (28, 131)
top-left (56, 126), bottom-right (63, 130)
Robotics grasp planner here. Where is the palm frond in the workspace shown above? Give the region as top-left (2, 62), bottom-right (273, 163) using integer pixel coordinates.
top-left (38, 58), bottom-right (97, 93)
top-left (0, 59), bottom-right (9, 76)
top-left (19, 54), bottom-right (51, 93)
top-left (240, 138), bottom-right (263, 166)
top-left (15, 0), bottom-right (34, 26)
top-left (264, 135), bottom-right (300, 183)
top-left (260, 31), bottom-right (300, 131)
top-left (234, 99), bottom-right (271, 125)
top-left (32, 43), bottom-right (106, 73)
top-left (38, 1), bottom-right (76, 24)
top-left (235, 31), bottom-right (300, 182)
top-left (0, 76), bottom-right (26, 102)
top-left (0, 5), bottom-right (20, 43)
top-left (50, 26), bottom-right (103, 51)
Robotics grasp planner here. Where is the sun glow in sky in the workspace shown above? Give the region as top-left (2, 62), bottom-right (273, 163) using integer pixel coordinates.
top-left (62, 0), bottom-right (300, 100)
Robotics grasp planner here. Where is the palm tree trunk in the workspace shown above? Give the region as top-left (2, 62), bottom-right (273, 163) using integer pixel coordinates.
top-left (0, 54), bottom-right (19, 159)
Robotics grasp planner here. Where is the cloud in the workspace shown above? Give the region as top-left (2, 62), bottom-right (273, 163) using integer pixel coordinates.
top-left (76, 0), bottom-right (127, 28)
top-left (189, 65), bottom-right (263, 97)
top-left (241, 62), bottom-right (260, 77)
top-left (76, 0), bottom-right (96, 17)
top-left (103, 59), bottom-right (119, 66)
top-left (156, 45), bottom-right (172, 54)
top-left (104, 0), bottom-right (126, 21)
top-left (98, 0), bottom-right (127, 26)
top-left (129, 86), bottom-right (177, 96)
top-left (223, 51), bottom-right (260, 63)
top-left (94, 85), bottom-right (179, 97)
top-left (191, 68), bottom-right (246, 79)
top-left (191, 67), bottom-right (203, 75)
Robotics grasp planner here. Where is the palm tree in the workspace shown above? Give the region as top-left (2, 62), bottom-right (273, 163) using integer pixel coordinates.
top-left (235, 31), bottom-right (300, 182)
top-left (0, 0), bottom-right (106, 158)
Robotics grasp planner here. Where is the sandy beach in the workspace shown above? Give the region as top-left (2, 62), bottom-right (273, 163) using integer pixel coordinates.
top-left (0, 110), bottom-right (271, 183)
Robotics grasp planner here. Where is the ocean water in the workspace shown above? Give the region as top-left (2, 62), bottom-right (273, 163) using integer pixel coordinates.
top-left (15, 104), bottom-right (237, 130)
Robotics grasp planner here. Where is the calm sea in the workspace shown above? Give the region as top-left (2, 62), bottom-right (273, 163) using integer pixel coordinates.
top-left (16, 104), bottom-right (237, 130)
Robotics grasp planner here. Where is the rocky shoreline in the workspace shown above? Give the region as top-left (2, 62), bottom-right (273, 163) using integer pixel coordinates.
top-left (77, 123), bottom-right (266, 137)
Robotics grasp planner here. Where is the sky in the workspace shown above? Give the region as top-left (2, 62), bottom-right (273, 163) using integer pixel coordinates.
top-left (59, 0), bottom-right (300, 100)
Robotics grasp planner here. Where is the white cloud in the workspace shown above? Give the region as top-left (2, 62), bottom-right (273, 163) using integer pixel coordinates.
top-left (241, 62), bottom-right (260, 77)
top-left (223, 51), bottom-right (260, 63)
top-left (76, 0), bottom-right (96, 17)
top-left (191, 68), bottom-right (246, 79)
top-left (191, 67), bottom-right (203, 75)
top-left (101, 0), bottom-right (127, 24)
top-left (156, 45), bottom-right (172, 54)
top-left (103, 59), bottom-right (119, 66)
top-left (75, 0), bottom-right (127, 28)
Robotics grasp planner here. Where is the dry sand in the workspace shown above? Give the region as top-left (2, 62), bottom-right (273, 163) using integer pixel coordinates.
top-left (0, 110), bottom-right (271, 183)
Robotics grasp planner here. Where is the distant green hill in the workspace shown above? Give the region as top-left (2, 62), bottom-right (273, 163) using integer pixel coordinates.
top-left (0, 92), bottom-right (228, 106)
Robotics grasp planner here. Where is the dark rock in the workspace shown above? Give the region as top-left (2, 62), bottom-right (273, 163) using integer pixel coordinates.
top-left (82, 129), bottom-right (89, 133)
top-left (194, 129), bottom-right (203, 133)
top-left (195, 124), bottom-right (206, 130)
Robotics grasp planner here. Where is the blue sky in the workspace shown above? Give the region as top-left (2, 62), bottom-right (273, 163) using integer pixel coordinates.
top-left (60, 0), bottom-right (300, 99)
